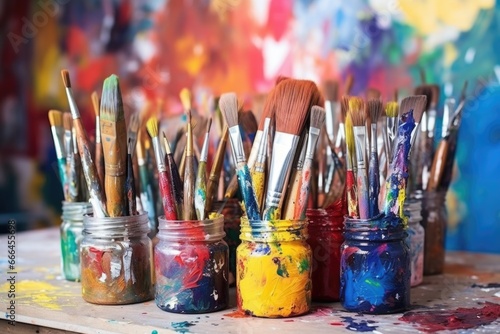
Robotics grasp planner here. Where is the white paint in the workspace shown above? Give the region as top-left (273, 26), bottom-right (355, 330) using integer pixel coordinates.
top-left (494, 291), bottom-right (500, 298)
top-left (99, 272), bottom-right (107, 283)
top-left (212, 289), bottom-right (219, 301)
top-left (110, 257), bottom-right (122, 279)
top-left (261, 35), bottom-right (291, 80)
top-left (123, 245), bottom-right (134, 284)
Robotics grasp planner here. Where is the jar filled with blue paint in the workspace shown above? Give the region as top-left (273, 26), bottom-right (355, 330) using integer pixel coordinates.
top-left (340, 213), bottom-right (410, 314)
top-left (404, 191), bottom-right (425, 286)
top-left (155, 214), bottom-right (229, 313)
top-left (60, 201), bottom-right (92, 281)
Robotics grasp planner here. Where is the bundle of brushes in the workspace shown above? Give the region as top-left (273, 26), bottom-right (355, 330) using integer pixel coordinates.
top-left (219, 78), bottom-right (326, 222)
top-left (342, 94), bottom-right (427, 220)
top-left (60, 70), bottom-right (140, 218)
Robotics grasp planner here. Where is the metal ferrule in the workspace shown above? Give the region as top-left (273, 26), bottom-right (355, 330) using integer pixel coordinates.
top-left (72, 127), bottom-right (78, 154)
top-left (65, 87), bottom-right (80, 119)
top-left (95, 116), bottom-right (101, 143)
top-left (325, 100), bottom-right (336, 143)
top-left (427, 107), bottom-right (437, 138)
top-left (152, 136), bottom-right (166, 172)
top-left (228, 125), bottom-right (246, 164)
top-left (200, 133), bottom-right (210, 163)
top-left (64, 130), bottom-right (72, 159)
top-left (353, 126), bottom-right (367, 169)
top-left (370, 123), bottom-right (377, 153)
top-left (248, 129), bottom-right (263, 169)
top-left (264, 132), bottom-right (300, 210)
top-left (410, 122), bottom-right (421, 148)
top-left (420, 112), bottom-right (428, 132)
top-left (296, 133), bottom-right (308, 170)
top-left (51, 126), bottom-right (65, 159)
top-left (335, 123), bottom-right (345, 148)
top-left (442, 98), bottom-right (455, 138)
top-left (306, 127), bottom-right (320, 161)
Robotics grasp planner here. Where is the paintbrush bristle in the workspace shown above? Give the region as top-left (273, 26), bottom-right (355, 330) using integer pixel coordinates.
top-left (430, 84), bottom-right (440, 106)
top-left (219, 93), bottom-right (239, 128)
top-left (310, 105), bottom-right (326, 129)
top-left (91, 91), bottom-right (100, 117)
top-left (146, 117), bottom-right (159, 139)
top-left (366, 88), bottom-right (381, 101)
top-left (63, 112), bottom-right (72, 131)
top-left (61, 69), bottom-right (71, 88)
top-left (385, 102), bottom-right (399, 118)
top-left (128, 113), bottom-right (140, 133)
top-left (344, 74), bottom-right (354, 95)
top-left (367, 100), bottom-right (383, 124)
top-left (162, 131), bottom-right (172, 154)
top-left (345, 113), bottom-right (355, 157)
top-left (100, 74), bottom-right (125, 122)
top-left (400, 95), bottom-right (427, 124)
top-left (180, 88), bottom-right (192, 111)
top-left (206, 117), bottom-right (212, 133)
top-left (239, 110), bottom-right (258, 135)
top-left (323, 80), bottom-right (338, 102)
top-left (48, 110), bottom-right (63, 127)
top-left (414, 84), bottom-right (433, 112)
top-left (348, 97), bottom-right (366, 127)
top-left (276, 76), bottom-right (290, 85)
top-left (340, 95), bottom-right (350, 122)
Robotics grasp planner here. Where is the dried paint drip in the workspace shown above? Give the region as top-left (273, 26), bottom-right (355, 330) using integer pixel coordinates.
top-left (155, 215), bottom-right (229, 313)
top-left (80, 213), bottom-right (153, 304)
top-left (341, 316), bottom-right (378, 332)
top-left (237, 218), bottom-right (312, 318)
top-left (340, 213), bottom-right (410, 314)
top-left (171, 321), bottom-right (195, 333)
top-left (399, 302), bottom-right (500, 332)
top-left (403, 194), bottom-right (424, 286)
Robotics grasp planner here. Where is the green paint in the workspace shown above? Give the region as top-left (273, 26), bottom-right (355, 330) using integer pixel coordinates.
top-left (364, 278), bottom-right (382, 287)
top-left (273, 257), bottom-right (289, 278)
top-left (152, 330), bottom-right (158, 334)
top-left (297, 258), bottom-right (309, 274)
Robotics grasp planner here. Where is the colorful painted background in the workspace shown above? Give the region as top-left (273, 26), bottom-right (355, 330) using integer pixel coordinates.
top-left (0, 0), bottom-right (499, 252)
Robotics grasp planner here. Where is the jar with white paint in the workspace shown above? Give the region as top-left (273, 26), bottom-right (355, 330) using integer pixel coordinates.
top-left (80, 213), bottom-right (154, 304)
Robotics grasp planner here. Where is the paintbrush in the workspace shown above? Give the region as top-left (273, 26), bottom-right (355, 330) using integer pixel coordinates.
top-left (163, 132), bottom-right (184, 216)
top-left (194, 118), bottom-right (212, 220)
top-left (100, 74), bottom-right (127, 217)
top-left (321, 132), bottom-right (346, 208)
top-left (71, 122), bottom-right (84, 201)
top-left (137, 129), bottom-right (157, 223)
top-left (441, 98), bottom-right (456, 139)
top-left (127, 112), bottom-right (140, 158)
top-left (384, 96), bottom-right (426, 217)
top-left (206, 126), bottom-right (228, 212)
top-left (262, 80), bottom-right (314, 220)
top-left (147, 117), bottom-right (178, 220)
top-left (413, 85), bottom-right (433, 191)
top-left (91, 91), bottom-right (105, 192)
top-left (323, 80), bottom-right (338, 146)
top-left (283, 132), bottom-right (308, 219)
top-left (345, 113), bottom-right (358, 218)
top-left (349, 97), bottom-right (370, 219)
top-left (250, 117), bottom-right (270, 212)
top-left (61, 69), bottom-right (107, 216)
top-left (295, 105), bottom-right (326, 219)
top-left (366, 88), bottom-right (381, 101)
top-left (125, 139), bottom-right (137, 215)
top-left (385, 101), bottom-right (399, 163)
top-left (48, 110), bottom-right (67, 192)
top-left (183, 110), bottom-right (196, 220)
top-left (219, 92), bottom-right (260, 220)
top-left (335, 95), bottom-right (349, 155)
top-left (367, 99), bottom-right (382, 217)
top-left (62, 112), bottom-right (75, 201)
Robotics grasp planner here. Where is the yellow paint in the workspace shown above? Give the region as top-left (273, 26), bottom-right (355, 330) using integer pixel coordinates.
top-left (237, 219), bottom-right (311, 318)
top-left (1, 280), bottom-right (62, 310)
top-left (250, 169), bottom-right (265, 210)
top-left (397, 0), bottom-right (494, 35)
top-left (397, 187), bottom-right (406, 222)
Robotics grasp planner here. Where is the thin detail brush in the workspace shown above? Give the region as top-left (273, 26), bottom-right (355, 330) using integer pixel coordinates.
top-left (367, 100), bottom-right (382, 217)
top-left (194, 118), bottom-right (212, 220)
top-left (48, 110), bottom-right (67, 194)
top-left (91, 91), bottom-right (105, 191)
top-left (250, 117), bottom-right (270, 212)
top-left (345, 113), bottom-right (358, 218)
top-left (126, 139), bottom-right (137, 215)
top-left (137, 129), bottom-right (157, 224)
top-left (206, 126), bottom-right (228, 212)
top-left (163, 132), bottom-right (184, 216)
top-left (283, 133), bottom-right (308, 219)
top-left (183, 110), bottom-right (196, 220)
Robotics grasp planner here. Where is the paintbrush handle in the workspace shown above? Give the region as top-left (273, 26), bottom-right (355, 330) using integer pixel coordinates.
top-left (439, 130), bottom-right (459, 192)
top-left (356, 168), bottom-right (370, 219)
top-left (166, 153), bottom-right (183, 213)
top-left (428, 139), bottom-right (449, 192)
top-left (194, 161), bottom-right (208, 220)
top-left (224, 175), bottom-right (238, 198)
top-left (57, 157), bottom-right (67, 195)
top-left (159, 170), bottom-right (178, 220)
top-left (206, 128), bottom-right (228, 211)
top-left (368, 151), bottom-right (380, 217)
top-left (67, 153), bottom-right (79, 202)
top-left (139, 164), bottom-right (157, 222)
top-left (346, 170), bottom-right (358, 218)
top-left (295, 161), bottom-right (312, 220)
top-left (183, 155), bottom-right (196, 220)
top-left (250, 164), bottom-right (266, 213)
top-left (283, 169), bottom-right (302, 220)
top-left (126, 154), bottom-right (137, 215)
top-left (95, 141), bottom-right (105, 192)
top-left (237, 164), bottom-right (260, 221)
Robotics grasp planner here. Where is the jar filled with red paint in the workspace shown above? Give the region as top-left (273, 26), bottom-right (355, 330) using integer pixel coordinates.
top-left (340, 213), bottom-right (410, 314)
top-left (80, 213), bottom-right (154, 304)
top-left (237, 218), bottom-right (312, 318)
top-left (154, 214), bottom-right (229, 313)
top-left (306, 201), bottom-right (344, 302)
top-left (404, 191), bottom-right (425, 286)
top-left (421, 190), bottom-right (447, 275)
top-left (60, 201), bottom-right (92, 281)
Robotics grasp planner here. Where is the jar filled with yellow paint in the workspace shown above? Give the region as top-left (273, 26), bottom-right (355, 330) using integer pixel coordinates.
top-left (80, 213), bottom-right (154, 304)
top-left (237, 218), bottom-right (312, 318)
top-left (60, 201), bottom-right (92, 281)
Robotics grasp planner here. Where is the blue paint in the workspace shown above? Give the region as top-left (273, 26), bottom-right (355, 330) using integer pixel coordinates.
top-left (341, 316), bottom-right (378, 332)
top-left (340, 213), bottom-right (410, 314)
top-left (171, 321), bottom-right (195, 333)
top-left (236, 166), bottom-right (260, 221)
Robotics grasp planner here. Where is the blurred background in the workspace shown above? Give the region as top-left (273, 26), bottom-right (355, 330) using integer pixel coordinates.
top-left (1, 0), bottom-right (499, 252)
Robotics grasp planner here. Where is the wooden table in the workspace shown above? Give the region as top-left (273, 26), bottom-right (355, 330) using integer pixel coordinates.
top-left (1, 227), bottom-right (500, 333)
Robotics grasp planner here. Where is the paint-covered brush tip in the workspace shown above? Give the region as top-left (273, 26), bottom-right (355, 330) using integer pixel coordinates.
top-left (348, 97), bottom-right (366, 127)
top-left (367, 100), bottom-right (383, 123)
top-left (219, 93), bottom-right (239, 128)
top-left (63, 112), bottom-right (72, 131)
top-left (310, 106), bottom-right (326, 129)
top-left (146, 117), bottom-right (159, 138)
top-left (400, 95), bottom-right (427, 124)
top-left (180, 88), bottom-right (191, 111)
top-left (61, 69), bottom-right (71, 88)
top-left (91, 91), bottom-right (100, 117)
top-left (385, 102), bottom-right (399, 118)
top-left (48, 110), bottom-right (63, 127)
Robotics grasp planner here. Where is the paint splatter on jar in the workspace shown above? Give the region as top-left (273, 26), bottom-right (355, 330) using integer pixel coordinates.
top-left (155, 214), bottom-right (229, 313)
top-left (404, 191), bottom-right (425, 286)
top-left (340, 213), bottom-right (410, 314)
top-left (237, 218), bottom-right (312, 318)
top-left (60, 201), bottom-right (92, 281)
top-left (421, 190), bottom-right (447, 275)
top-left (80, 213), bottom-right (154, 304)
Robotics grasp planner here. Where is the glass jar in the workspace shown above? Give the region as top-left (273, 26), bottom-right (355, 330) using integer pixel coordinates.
top-left (211, 199), bottom-right (242, 286)
top-left (421, 190), bottom-right (447, 275)
top-left (306, 202), bottom-right (344, 302)
top-left (155, 214), bottom-right (229, 314)
top-left (404, 191), bottom-right (425, 287)
top-left (60, 201), bottom-right (92, 281)
top-left (340, 213), bottom-right (410, 314)
top-left (237, 218), bottom-right (312, 318)
top-left (80, 213), bottom-right (154, 304)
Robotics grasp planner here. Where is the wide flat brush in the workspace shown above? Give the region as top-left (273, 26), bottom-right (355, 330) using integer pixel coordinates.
top-left (194, 118), bottom-right (212, 220)
top-left (345, 113), bottom-right (358, 218)
top-left (91, 91), bottom-right (105, 191)
top-left (147, 117), bottom-right (177, 220)
top-left (125, 139), bottom-right (137, 215)
top-left (100, 74), bottom-right (127, 217)
top-left (61, 69), bottom-right (107, 217)
top-left (367, 100), bottom-right (382, 217)
top-left (295, 106), bottom-right (326, 219)
top-left (183, 110), bottom-right (196, 220)
top-left (163, 132), bottom-right (184, 216)
top-left (219, 93), bottom-right (260, 220)
top-left (262, 80), bottom-right (314, 220)
top-left (206, 126), bottom-right (228, 212)
top-left (48, 110), bottom-right (67, 194)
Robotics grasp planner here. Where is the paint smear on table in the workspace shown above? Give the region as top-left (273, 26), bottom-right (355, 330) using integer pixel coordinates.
top-left (341, 316), bottom-right (378, 332)
top-left (399, 302), bottom-right (500, 332)
top-left (223, 310), bottom-right (250, 318)
top-left (471, 283), bottom-right (500, 289)
top-left (171, 321), bottom-right (195, 333)
top-left (0, 280), bottom-right (63, 310)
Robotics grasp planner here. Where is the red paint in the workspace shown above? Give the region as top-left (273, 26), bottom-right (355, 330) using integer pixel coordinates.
top-left (283, 319), bottom-right (294, 322)
top-left (223, 310), bottom-right (250, 318)
top-left (399, 302), bottom-right (500, 332)
top-left (158, 170), bottom-right (177, 220)
top-left (173, 246), bottom-right (210, 290)
top-left (330, 322), bottom-right (343, 326)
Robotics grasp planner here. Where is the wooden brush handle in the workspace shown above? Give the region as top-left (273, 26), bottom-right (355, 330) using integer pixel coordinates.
top-left (95, 141), bottom-right (105, 193)
top-left (428, 139), bottom-right (449, 191)
top-left (159, 170), bottom-right (177, 220)
top-left (283, 169), bottom-right (302, 220)
top-left (183, 156), bottom-right (196, 220)
top-left (224, 175), bottom-right (238, 198)
top-left (346, 170), bottom-right (358, 218)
